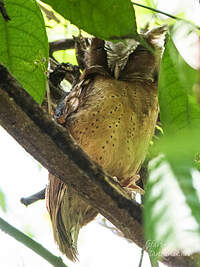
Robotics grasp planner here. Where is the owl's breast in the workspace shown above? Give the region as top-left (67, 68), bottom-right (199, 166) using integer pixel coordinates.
top-left (67, 75), bottom-right (158, 182)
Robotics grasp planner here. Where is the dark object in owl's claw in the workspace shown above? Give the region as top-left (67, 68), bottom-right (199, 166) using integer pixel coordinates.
top-left (49, 63), bottom-right (81, 87)
top-left (0, 1), bottom-right (11, 21)
top-left (54, 92), bottom-right (69, 120)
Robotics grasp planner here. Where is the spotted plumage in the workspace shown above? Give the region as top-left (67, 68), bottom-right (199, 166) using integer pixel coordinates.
top-left (46, 25), bottom-right (167, 261)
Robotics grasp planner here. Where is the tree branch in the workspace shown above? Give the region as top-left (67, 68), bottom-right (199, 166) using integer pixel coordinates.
top-left (0, 65), bottom-right (199, 267)
top-left (49, 39), bottom-right (75, 57)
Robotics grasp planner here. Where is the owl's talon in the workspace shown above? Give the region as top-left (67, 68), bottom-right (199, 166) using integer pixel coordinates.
top-left (112, 175), bottom-right (144, 198)
top-left (122, 175), bottom-right (144, 196)
top-left (112, 176), bottom-right (120, 183)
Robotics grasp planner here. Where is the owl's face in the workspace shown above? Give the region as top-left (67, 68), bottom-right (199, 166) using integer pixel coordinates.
top-left (104, 25), bottom-right (168, 81)
top-left (105, 39), bottom-right (139, 79)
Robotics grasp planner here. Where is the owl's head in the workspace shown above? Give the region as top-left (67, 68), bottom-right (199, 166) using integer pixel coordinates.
top-left (85, 25), bottom-right (167, 81)
top-left (105, 25), bottom-right (168, 81)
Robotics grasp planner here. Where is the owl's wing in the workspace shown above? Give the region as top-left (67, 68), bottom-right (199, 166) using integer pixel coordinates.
top-left (54, 65), bottom-right (111, 124)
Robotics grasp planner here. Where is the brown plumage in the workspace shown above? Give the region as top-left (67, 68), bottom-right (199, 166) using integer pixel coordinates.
top-left (46, 25), bottom-right (167, 261)
top-left (47, 174), bottom-right (98, 260)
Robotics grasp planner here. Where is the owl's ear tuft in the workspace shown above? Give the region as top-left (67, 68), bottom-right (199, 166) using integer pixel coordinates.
top-left (145, 25), bottom-right (168, 50)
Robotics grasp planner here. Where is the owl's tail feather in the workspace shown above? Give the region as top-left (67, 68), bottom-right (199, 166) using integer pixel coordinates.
top-left (46, 174), bottom-right (98, 261)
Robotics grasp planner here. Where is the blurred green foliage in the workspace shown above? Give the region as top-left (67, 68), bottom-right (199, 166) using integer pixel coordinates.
top-left (145, 31), bottom-right (200, 263)
top-left (0, 188), bottom-right (6, 212)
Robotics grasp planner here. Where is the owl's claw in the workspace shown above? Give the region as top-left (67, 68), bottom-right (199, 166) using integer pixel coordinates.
top-left (123, 184), bottom-right (144, 199)
top-left (112, 175), bottom-right (144, 199)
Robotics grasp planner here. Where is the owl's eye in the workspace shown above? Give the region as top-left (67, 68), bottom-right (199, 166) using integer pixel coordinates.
top-left (135, 45), bottom-right (147, 52)
top-left (96, 47), bottom-right (103, 51)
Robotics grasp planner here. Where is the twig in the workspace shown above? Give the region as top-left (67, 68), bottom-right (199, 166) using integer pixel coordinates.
top-left (0, 1), bottom-right (11, 21)
top-left (49, 39), bottom-right (75, 57)
top-left (0, 217), bottom-right (67, 267)
top-left (138, 248), bottom-right (144, 267)
top-left (49, 37), bottom-right (89, 58)
top-left (46, 80), bottom-right (52, 114)
top-left (132, 1), bottom-right (200, 30)
top-left (20, 188), bottom-right (46, 206)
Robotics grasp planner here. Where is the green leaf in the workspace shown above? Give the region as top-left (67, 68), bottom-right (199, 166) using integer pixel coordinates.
top-left (0, 188), bottom-right (6, 212)
top-left (0, 0), bottom-right (49, 104)
top-left (157, 35), bottom-right (200, 231)
top-left (42, 0), bottom-right (138, 40)
top-left (194, 153), bottom-right (200, 171)
top-left (158, 37), bottom-right (199, 135)
top-left (144, 155), bottom-right (200, 262)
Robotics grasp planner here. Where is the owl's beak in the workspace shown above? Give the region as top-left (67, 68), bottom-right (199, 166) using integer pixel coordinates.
top-left (114, 63), bottom-right (120, 79)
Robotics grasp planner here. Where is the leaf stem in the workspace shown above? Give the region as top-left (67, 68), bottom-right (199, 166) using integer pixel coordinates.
top-left (138, 248), bottom-right (144, 267)
top-left (0, 217), bottom-right (68, 267)
top-left (131, 1), bottom-right (200, 30)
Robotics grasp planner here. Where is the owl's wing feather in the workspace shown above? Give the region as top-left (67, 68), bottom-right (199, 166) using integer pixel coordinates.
top-left (55, 65), bottom-right (111, 124)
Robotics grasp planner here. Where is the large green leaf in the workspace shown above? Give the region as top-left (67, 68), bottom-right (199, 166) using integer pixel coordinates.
top-left (144, 156), bottom-right (176, 262)
top-left (42, 0), bottom-right (138, 40)
top-left (158, 37), bottom-right (199, 134)
top-left (144, 155), bottom-right (200, 262)
top-left (144, 34), bottom-right (200, 262)
top-left (0, 0), bottom-right (49, 104)
top-left (158, 35), bottom-right (200, 219)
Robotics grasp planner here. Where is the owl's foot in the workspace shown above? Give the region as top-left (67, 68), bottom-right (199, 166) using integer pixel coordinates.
top-left (123, 183), bottom-right (144, 199)
top-left (124, 175), bottom-right (144, 193)
top-left (112, 175), bottom-right (144, 199)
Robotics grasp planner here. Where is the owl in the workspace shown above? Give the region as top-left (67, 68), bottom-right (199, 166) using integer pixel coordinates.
top-left (46, 25), bottom-right (167, 261)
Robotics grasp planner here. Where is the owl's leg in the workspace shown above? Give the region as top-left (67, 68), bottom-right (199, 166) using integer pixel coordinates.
top-left (122, 175), bottom-right (144, 195)
top-left (112, 175), bottom-right (144, 199)
top-left (123, 174), bottom-right (144, 195)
